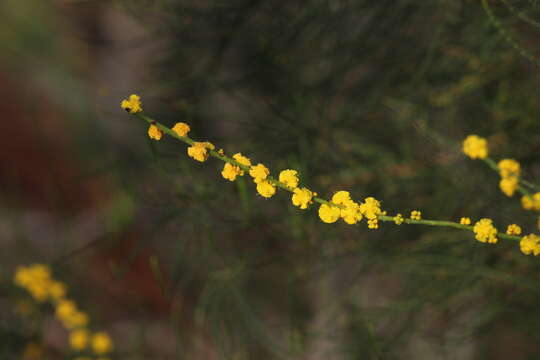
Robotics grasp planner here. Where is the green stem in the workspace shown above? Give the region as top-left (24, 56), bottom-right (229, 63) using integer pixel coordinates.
top-left (135, 113), bottom-right (523, 244)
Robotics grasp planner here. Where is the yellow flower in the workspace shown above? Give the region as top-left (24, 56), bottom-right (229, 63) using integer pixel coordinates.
top-left (340, 200), bottom-right (362, 224)
top-left (147, 124), bottom-right (162, 140)
top-left (318, 204), bottom-right (340, 223)
top-left (521, 193), bottom-right (540, 211)
top-left (359, 197), bottom-right (382, 220)
top-left (120, 94), bottom-right (142, 114)
top-left (69, 329), bottom-right (89, 350)
top-left (410, 210), bottom-right (421, 220)
top-left (279, 169), bottom-right (299, 189)
top-left (459, 217), bottom-right (471, 225)
top-left (56, 299), bottom-right (77, 321)
top-left (331, 191), bottom-right (351, 205)
top-left (232, 153), bottom-right (251, 168)
top-left (394, 213), bottom-right (404, 225)
top-left (14, 264), bottom-right (53, 302)
top-left (187, 142), bottom-right (214, 162)
top-left (249, 164), bottom-right (270, 183)
top-left (473, 218), bottom-right (498, 244)
top-left (462, 134), bottom-right (488, 159)
top-left (48, 280), bottom-right (66, 300)
top-left (498, 159), bottom-right (520, 178)
top-left (64, 310), bottom-right (89, 329)
top-left (520, 234), bottom-right (540, 256)
top-left (506, 224), bottom-right (522, 235)
top-left (291, 188), bottom-right (314, 209)
top-left (367, 218), bottom-right (379, 229)
top-left (92, 332), bottom-right (113, 355)
top-left (499, 176), bottom-right (518, 197)
top-left (172, 122), bottom-right (190, 137)
top-left (221, 163), bottom-right (242, 181)
top-left (256, 180), bottom-right (276, 198)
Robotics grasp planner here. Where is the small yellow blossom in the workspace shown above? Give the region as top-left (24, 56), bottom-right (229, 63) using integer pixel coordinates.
top-left (506, 224), bottom-right (522, 235)
top-left (70, 329), bottom-right (89, 350)
top-left (171, 122), bottom-right (190, 137)
top-left (367, 218), bottom-right (379, 229)
top-left (292, 188), bottom-right (314, 209)
top-left (279, 170), bottom-right (299, 189)
top-left (218, 149), bottom-right (225, 156)
top-left (521, 193), bottom-right (540, 211)
top-left (256, 180), bottom-right (276, 198)
top-left (394, 213), bottom-right (404, 225)
top-left (120, 94), bottom-right (142, 113)
top-left (359, 197), bottom-right (382, 220)
top-left (232, 153), bottom-right (251, 168)
top-left (221, 163), bottom-right (242, 181)
top-left (340, 200), bottom-right (362, 225)
top-left (48, 280), bottom-right (66, 300)
top-left (520, 234), bottom-right (540, 256)
top-left (498, 159), bottom-right (520, 179)
top-left (64, 310), bottom-right (89, 329)
top-left (499, 176), bottom-right (518, 197)
top-left (56, 299), bottom-right (77, 321)
top-left (147, 124), bottom-right (162, 140)
top-left (187, 141), bottom-right (214, 162)
top-left (249, 164), bottom-right (270, 183)
top-left (92, 332), bottom-right (113, 355)
top-left (463, 135), bottom-right (488, 159)
top-left (410, 210), bottom-right (421, 220)
top-left (473, 218), bottom-right (498, 244)
top-left (318, 204), bottom-right (340, 223)
top-left (459, 217), bottom-right (471, 225)
top-left (14, 264), bottom-right (53, 302)
top-left (332, 191), bottom-right (351, 205)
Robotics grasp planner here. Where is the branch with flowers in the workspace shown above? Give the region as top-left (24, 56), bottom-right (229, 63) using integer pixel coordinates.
top-left (121, 94), bottom-right (540, 256)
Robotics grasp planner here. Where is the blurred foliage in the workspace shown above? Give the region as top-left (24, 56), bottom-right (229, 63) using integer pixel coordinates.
top-left (2, 0), bottom-right (540, 359)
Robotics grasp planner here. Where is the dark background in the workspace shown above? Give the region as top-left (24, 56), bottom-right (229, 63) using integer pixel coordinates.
top-left (2, 0), bottom-right (540, 359)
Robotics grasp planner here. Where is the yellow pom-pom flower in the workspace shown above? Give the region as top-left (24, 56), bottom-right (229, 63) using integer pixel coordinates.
top-left (331, 191), bottom-right (351, 205)
top-left (70, 329), bottom-right (89, 350)
top-left (410, 210), bottom-right (421, 220)
top-left (92, 332), bottom-right (113, 355)
top-left (520, 234), bottom-right (540, 256)
top-left (64, 310), bottom-right (89, 329)
top-left (56, 299), bottom-right (77, 321)
top-left (249, 164), bottom-right (270, 183)
top-left (147, 124), bottom-right (162, 140)
top-left (172, 122), bottom-right (190, 137)
top-left (187, 142), bottom-right (214, 162)
top-left (498, 159), bottom-right (520, 179)
top-left (394, 213), bottom-right (404, 225)
top-left (499, 176), bottom-right (518, 197)
top-left (49, 280), bottom-right (67, 300)
top-left (256, 180), bottom-right (276, 198)
top-left (473, 218), bottom-right (498, 244)
top-left (367, 218), bottom-right (379, 229)
top-left (506, 224), bottom-right (522, 235)
top-left (462, 134), bottom-right (488, 159)
top-left (279, 169), bottom-right (299, 189)
top-left (340, 200), bottom-right (362, 225)
top-left (291, 188), bottom-right (314, 209)
top-left (221, 163), bottom-right (242, 181)
top-left (521, 193), bottom-right (540, 211)
top-left (120, 94), bottom-right (142, 114)
top-left (232, 153), bottom-right (251, 168)
top-left (359, 197), bottom-right (382, 220)
top-left (460, 217), bottom-right (471, 225)
top-left (318, 204), bottom-right (340, 223)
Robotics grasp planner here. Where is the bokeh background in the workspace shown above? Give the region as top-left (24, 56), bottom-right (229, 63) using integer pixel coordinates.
top-left (2, 0), bottom-right (540, 359)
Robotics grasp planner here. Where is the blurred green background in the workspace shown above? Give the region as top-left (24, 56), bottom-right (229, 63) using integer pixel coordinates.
top-left (2, 0), bottom-right (540, 359)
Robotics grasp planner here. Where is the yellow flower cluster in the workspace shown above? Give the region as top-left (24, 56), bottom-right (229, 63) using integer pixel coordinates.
top-left (473, 218), bottom-right (498, 244)
top-left (14, 264), bottom-right (113, 358)
top-left (506, 224), bottom-right (522, 235)
top-left (498, 159), bottom-right (520, 197)
top-left (394, 213), bottom-right (404, 225)
top-left (120, 94), bottom-right (142, 114)
top-left (292, 188), bottom-right (315, 209)
top-left (520, 234), bottom-right (540, 256)
top-left (172, 122), bottom-right (190, 137)
top-left (148, 124), bottom-right (163, 140)
top-left (187, 141), bottom-right (215, 162)
top-left (522, 193), bottom-right (540, 211)
top-left (410, 210), bottom-right (421, 220)
top-left (462, 135), bottom-right (488, 159)
top-left (460, 217), bottom-right (471, 225)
